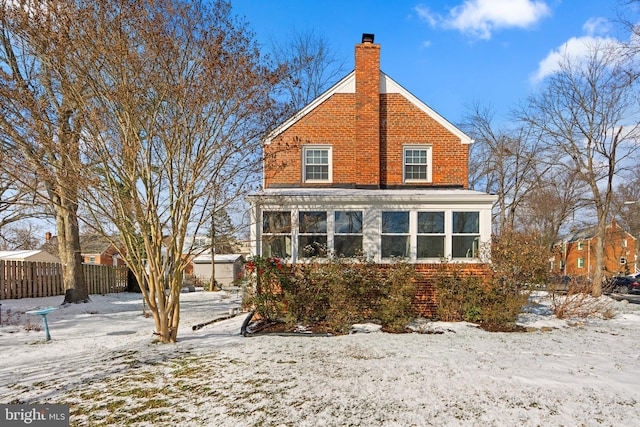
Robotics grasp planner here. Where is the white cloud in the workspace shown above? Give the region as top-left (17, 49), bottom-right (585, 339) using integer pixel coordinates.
top-left (582, 17), bottom-right (612, 36)
top-left (414, 4), bottom-right (439, 27)
top-left (416, 0), bottom-right (551, 40)
top-left (531, 33), bottom-right (620, 83)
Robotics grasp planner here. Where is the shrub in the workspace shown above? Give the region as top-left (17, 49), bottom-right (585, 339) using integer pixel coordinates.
top-left (550, 282), bottom-right (614, 319)
top-left (433, 265), bottom-right (529, 328)
top-left (243, 255), bottom-right (417, 333)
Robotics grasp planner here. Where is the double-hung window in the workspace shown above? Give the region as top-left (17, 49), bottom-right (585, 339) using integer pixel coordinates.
top-left (303, 145), bottom-right (331, 183)
top-left (381, 211), bottom-right (410, 258)
top-left (403, 145), bottom-right (432, 183)
top-left (417, 211), bottom-right (445, 259)
top-left (334, 211), bottom-right (363, 257)
top-left (262, 211), bottom-right (292, 258)
top-left (299, 211), bottom-right (327, 258)
top-left (452, 211), bottom-right (479, 258)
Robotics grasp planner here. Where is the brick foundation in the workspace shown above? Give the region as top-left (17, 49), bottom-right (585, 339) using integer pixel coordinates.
top-left (412, 263), bottom-right (493, 317)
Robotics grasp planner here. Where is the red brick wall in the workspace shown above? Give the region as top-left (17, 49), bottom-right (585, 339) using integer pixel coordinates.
top-left (355, 42), bottom-right (380, 186)
top-left (265, 94), bottom-right (356, 187)
top-left (412, 263), bottom-right (492, 317)
top-left (265, 94), bottom-right (469, 188)
top-left (264, 40), bottom-right (469, 189)
top-left (380, 95), bottom-right (469, 187)
top-left (553, 227), bottom-right (636, 278)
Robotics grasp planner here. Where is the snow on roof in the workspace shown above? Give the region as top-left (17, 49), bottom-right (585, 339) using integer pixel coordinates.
top-left (192, 254), bottom-right (244, 264)
top-left (0, 250), bottom-right (59, 261)
top-left (248, 187), bottom-right (497, 204)
top-left (0, 250), bottom-right (40, 259)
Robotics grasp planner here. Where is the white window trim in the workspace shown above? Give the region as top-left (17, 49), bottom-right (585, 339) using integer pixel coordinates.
top-left (403, 144), bottom-right (432, 183)
top-left (253, 204), bottom-right (492, 264)
top-left (302, 145), bottom-right (332, 183)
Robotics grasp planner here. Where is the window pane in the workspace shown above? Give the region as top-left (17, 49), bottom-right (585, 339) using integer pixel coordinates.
top-left (305, 148), bottom-right (329, 181)
top-left (382, 235), bottom-right (409, 258)
top-left (382, 212), bottom-right (409, 233)
top-left (299, 211), bottom-right (327, 233)
top-left (335, 211), bottom-right (363, 233)
top-left (417, 236), bottom-right (445, 258)
top-left (263, 211), bottom-right (291, 233)
top-left (405, 149), bottom-right (427, 164)
top-left (453, 212), bottom-right (479, 234)
top-left (299, 235), bottom-right (327, 258)
top-left (262, 236), bottom-right (291, 258)
top-left (405, 148), bottom-right (428, 181)
top-left (452, 236), bottom-right (479, 258)
top-left (335, 235), bottom-right (363, 257)
top-left (418, 212), bottom-right (444, 233)
top-left (405, 165), bottom-right (427, 180)
top-left (306, 165), bottom-right (328, 180)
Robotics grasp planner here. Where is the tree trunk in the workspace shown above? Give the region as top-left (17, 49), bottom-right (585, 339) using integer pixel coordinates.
top-left (591, 221), bottom-right (607, 297)
top-left (56, 195), bottom-right (89, 304)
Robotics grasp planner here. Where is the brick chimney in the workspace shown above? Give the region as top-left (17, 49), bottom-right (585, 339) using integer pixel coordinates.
top-left (355, 33), bottom-right (380, 188)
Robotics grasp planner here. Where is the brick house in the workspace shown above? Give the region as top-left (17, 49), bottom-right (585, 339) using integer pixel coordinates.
top-left (248, 34), bottom-right (497, 315)
top-left (552, 219), bottom-right (637, 278)
top-left (43, 233), bottom-right (125, 266)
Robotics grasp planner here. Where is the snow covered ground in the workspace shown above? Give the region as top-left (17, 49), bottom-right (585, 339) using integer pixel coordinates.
top-left (1, 290), bottom-right (639, 426)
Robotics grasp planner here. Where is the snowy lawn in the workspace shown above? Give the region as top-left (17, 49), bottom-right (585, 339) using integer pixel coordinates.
top-left (1, 290), bottom-right (639, 426)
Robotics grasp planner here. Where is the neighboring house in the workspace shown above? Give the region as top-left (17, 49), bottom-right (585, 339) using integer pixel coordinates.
top-left (552, 219), bottom-right (638, 278)
top-left (190, 254), bottom-right (244, 287)
top-left (0, 250), bottom-right (61, 263)
top-left (248, 34), bottom-right (497, 315)
top-left (42, 233), bottom-right (125, 266)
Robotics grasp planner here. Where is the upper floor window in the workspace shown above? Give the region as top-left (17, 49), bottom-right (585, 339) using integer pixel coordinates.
top-left (303, 145), bottom-right (332, 183)
top-left (577, 241), bottom-right (584, 250)
top-left (403, 145), bottom-right (432, 183)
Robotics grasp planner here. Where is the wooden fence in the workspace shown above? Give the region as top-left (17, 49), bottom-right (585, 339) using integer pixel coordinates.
top-left (0, 260), bottom-right (129, 300)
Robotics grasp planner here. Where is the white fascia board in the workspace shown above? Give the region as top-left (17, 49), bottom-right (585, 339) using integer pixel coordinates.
top-left (380, 72), bottom-right (473, 145)
top-left (248, 188), bottom-right (497, 206)
top-left (264, 71), bottom-right (356, 144)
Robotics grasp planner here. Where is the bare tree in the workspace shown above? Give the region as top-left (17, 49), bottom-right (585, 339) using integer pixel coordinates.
top-left (65, 0), bottom-right (284, 342)
top-left (269, 29), bottom-right (346, 112)
top-left (465, 103), bottom-right (548, 234)
top-left (0, 0), bottom-right (88, 303)
top-left (516, 167), bottom-right (588, 249)
top-left (520, 42), bottom-right (640, 295)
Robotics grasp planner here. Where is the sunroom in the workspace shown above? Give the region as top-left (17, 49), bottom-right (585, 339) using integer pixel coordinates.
top-left (248, 188), bottom-right (497, 264)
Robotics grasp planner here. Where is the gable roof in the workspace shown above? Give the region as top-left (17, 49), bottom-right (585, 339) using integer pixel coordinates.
top-left (41, 235), bottom-right (119, 257)
top-left (264, 70), bottom-right (473, 145)
top-left (0, 250), bottom-right (61, 263)
top-left (559, 220), bottom-right (637, 244)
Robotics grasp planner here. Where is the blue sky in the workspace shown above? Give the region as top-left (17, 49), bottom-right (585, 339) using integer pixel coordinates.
top-left (231, 0), bottom-right (630, 126)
